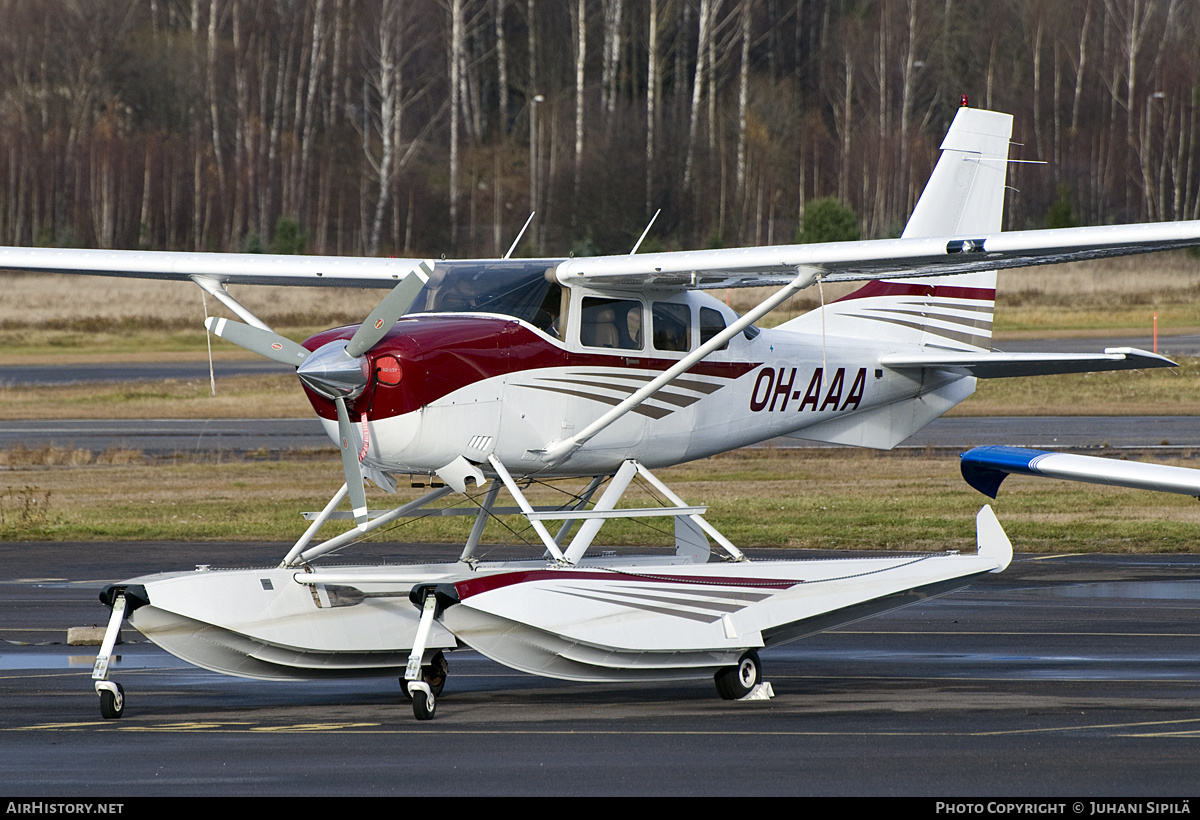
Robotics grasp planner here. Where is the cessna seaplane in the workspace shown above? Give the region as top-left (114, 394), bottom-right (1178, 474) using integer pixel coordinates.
top-left (7, 104), bottom-right (1200, 721)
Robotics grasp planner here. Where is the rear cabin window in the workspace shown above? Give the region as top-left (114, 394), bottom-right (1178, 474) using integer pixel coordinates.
top-left (652, 302), bottom-right (691, 352)
top-left (699, 307), bottom-right (729, 350)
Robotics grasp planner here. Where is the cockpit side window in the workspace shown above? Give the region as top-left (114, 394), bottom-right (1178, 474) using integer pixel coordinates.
top-left (580, 297), bottom-right (643, 350)
top-left (404, 263), bottom-right (562, 335)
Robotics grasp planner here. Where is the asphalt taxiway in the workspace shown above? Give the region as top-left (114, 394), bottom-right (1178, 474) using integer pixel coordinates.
top-left (4, 415), bottom-right (1198, 456)
top-left (2, 541), bottom-right (1199, 796)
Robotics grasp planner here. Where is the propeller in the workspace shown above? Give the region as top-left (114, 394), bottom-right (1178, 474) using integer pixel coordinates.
top-left (335, 396), bottom-right (369, 525)
top-left (205, 260), bottom-right (433, 528)
top-left (204, 317), bottom-right (310, 366)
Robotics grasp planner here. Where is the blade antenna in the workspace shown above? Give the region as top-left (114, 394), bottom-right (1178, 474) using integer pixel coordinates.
top-left (504, 212), bottom-right (536, 259)
top-left (629, 209), bottom-right (661, 254)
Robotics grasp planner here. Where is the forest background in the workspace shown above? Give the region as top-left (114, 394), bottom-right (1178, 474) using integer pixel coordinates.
top-left (0, 0), bottom-right (1197, 262)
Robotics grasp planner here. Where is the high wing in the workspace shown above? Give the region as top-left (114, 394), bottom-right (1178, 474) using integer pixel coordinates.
top-left (961, 446), bottom-right (1200, 499)
top-left (1, 218), bottom-right (1198, 292)
top-left (0, 246), bottom-right (437, 288)
top-left (552, 220), bottom-right (1200, 291)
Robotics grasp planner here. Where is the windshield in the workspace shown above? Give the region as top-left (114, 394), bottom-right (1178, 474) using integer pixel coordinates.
top-left (404, 260), bottom-right (562, 334)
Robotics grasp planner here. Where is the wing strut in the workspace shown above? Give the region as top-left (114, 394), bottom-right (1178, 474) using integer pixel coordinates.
top-left (190, 275), bottom-right (271, 330)
top-left (539, 267), bottom-right (819, 465)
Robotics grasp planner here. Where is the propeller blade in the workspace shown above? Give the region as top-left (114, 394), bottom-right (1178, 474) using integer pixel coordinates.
top-left (345, 261), bottom-right (432, 358)
top-left (335, 397), bottom-right (369, 528)
top-left (205, 317), bottom-right (310, 366)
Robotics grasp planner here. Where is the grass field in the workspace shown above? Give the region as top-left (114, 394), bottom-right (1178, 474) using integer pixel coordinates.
top-left (3, 253), bottom-right (1199, 550)
top-left (3, 448), bottom-right (1199, 553)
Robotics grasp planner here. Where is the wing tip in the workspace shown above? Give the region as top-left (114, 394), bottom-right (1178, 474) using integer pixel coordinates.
top-left (975, 504), bottom-right (1013, 572)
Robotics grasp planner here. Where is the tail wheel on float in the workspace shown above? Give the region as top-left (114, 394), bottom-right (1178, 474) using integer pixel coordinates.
top-left (714, 650), bottom-right (761, 700)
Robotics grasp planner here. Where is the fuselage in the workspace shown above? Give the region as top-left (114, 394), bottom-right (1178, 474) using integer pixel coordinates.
top-left (299, 264), bottom-right (964, 479)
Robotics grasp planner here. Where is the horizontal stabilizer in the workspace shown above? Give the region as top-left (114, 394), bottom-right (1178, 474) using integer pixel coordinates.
top-left (961, 446), bottom-right (1200, 499)
top-left (880, 347), bottom-right (1174, 378)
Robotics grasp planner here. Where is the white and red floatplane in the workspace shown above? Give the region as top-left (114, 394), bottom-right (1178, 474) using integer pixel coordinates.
top-left (7, 104), bottom-right (1200, 720)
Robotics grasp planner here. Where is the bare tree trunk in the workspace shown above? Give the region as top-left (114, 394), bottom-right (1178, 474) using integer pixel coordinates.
top-left (495, 0), bottom-right (509, 134)
top-left (449, 0), bottom-right (464, 248)
top-left (230, 0), bottom-right (250, 246)
top-left (839, 44), bottom-right (854, 204)
top-left (370, 1), bottom-right (402, 256)
top-left (645, 0), bottom-right (658, 217)
top-left (206, 0), bottom-right (228, 246)
top-left (1031, 11), bottom-right (1044, 160)
top-left (601, 0), bottom-right (623, 139)
top-left (527, 0), bottom-right (537, 220)
top-left (898, 0), bottom-right (917, 217)
top-left (572, 0), bottom-right (586, 218)
top-left (191, 0), bottom-right (203, 250)
top-left (683, 0), bottom-right (711, 189)
top-left (735, 0), bottom-right (750, 205)
top-left (297, 0), bottom-right (328, 230)
top-left (266, 15), bottom-right (298, 244)
top-left (1070, 1), bottom-right (1090, 132)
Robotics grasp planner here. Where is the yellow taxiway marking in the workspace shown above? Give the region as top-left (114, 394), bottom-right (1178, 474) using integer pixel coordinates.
top-left (972, 716), bottom-right (1200, 737)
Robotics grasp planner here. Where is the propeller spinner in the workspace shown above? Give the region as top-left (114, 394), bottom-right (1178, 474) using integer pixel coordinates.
top-left (205, 260), bottom-right (433, 528)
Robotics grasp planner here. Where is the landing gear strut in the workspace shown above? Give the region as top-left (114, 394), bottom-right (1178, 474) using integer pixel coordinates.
top-left (92, 585), bottom-right (148, 719)
top-left (403, 585), bottom-right (460, 720)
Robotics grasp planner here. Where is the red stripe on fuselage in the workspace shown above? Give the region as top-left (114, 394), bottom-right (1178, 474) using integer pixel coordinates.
top-left (455, 568), bottom-right (801, 600)
top-left (835, 280), bottom-right (996, 302)
top-left (302, 315), bottom-right (761, 421)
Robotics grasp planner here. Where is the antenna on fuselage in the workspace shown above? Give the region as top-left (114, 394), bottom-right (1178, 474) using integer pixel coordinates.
top-left (504, 212), bottom-right (536, 259)
top-left (629, 209), bottom-right (661, 255)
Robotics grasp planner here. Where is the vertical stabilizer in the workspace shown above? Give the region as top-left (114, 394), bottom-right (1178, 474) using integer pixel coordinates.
top-left (781, 108), bottom-right (1013, 353)
top-left (901, 107), bottom-right (1013, 239)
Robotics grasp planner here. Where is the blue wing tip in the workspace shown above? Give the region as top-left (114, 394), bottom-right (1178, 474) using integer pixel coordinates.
top-left (960, 446), bottom-right (1054, 498)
